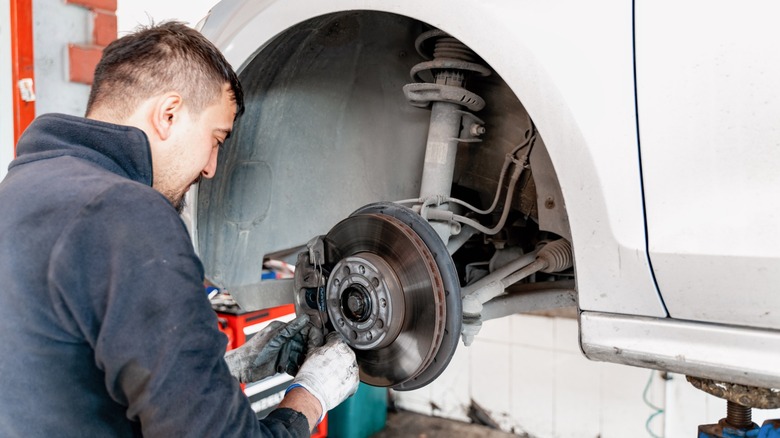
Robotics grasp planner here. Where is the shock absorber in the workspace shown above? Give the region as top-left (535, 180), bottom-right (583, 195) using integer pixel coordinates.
top-left (403, 30), bottom-right (491, 243)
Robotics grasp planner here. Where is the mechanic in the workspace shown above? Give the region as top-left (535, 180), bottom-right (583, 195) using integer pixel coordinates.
top-left (0, 21), bottom-right (358, 437)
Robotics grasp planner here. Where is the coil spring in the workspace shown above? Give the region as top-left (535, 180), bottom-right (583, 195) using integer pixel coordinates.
top-left (433, 37), bottom-right (478, 62)
top-left (404, 30), bottom-right (491, 112)
top-left (409, 30), bottom-right (491, 85)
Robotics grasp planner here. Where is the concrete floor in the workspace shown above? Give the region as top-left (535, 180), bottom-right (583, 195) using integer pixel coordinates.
top-left (372, 410), bottom-right (519, 438)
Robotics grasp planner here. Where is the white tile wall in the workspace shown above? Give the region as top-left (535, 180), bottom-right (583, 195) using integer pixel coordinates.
top-left (552, 317), bottom-right (580, 353)
top-left (394, 383), bottom-right (433, 416)
top-left (428, 346), bottom-right (471, 422)
top-left (470, 340), bottom-right (514, 429)
top-left (663, 373), bottom-right (712, 437)
top-left (511, 346), bottom-right (554, 437)
top-left (510, 314), bottom-right (555, 348)
top-left (479, 316), bottom-right (512, 344)
top-left (600, 364), bottom-right (665, 438)
top-left (553, 350), bottom-right (601, 437)
top-left (393, 316), bottom-right (780, 438)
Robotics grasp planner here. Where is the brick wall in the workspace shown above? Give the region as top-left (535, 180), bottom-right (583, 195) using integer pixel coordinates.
top-left (66, 0), bottom-right (117, 85)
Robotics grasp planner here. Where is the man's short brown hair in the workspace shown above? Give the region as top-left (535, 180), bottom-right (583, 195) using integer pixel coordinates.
top-left (86, 21), bottom-right (244, 121)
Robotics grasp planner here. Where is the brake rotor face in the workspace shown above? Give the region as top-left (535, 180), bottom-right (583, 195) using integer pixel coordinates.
top-left (324, 203), bottom-right (461, 390)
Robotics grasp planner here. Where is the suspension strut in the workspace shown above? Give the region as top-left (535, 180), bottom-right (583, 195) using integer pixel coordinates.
top-left (404, 29), bottom-right (491, 243)
top-left (403, 30), bottom-right (491, 243)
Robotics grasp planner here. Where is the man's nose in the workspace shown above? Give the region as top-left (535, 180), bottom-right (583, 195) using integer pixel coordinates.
top-left (201, 149), bottom-right (219, 179)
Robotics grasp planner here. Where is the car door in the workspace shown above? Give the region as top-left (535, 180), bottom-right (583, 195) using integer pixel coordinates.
top-left (636, 0), bottom-right (780, 329)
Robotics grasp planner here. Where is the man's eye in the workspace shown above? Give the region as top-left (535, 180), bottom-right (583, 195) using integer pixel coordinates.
top-left (216, 141), bottom-right (224, 151)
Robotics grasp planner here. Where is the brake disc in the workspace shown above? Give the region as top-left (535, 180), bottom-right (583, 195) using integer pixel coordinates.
top-left (319, 203), bottom-right (462, 390)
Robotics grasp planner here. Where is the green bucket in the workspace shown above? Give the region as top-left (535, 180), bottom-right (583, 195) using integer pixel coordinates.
top-left (327, 383), bottom-right (387, 438)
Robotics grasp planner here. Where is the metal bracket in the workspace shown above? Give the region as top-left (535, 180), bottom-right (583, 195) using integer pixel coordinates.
top-left (226, 278), bottom-right (296, 311)
top-left (293, 236), bottom-right (329, 329)
top-left (456, 110), bottom-right (485, 143)
top-left (461, 280), bottom-right (576, 346)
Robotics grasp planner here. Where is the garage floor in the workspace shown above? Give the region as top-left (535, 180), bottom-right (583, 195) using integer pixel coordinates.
top-left (371, 410), bottom-right (519, 438)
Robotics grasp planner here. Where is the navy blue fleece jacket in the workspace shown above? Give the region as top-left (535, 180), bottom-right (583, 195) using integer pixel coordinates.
top-left (0, 113), bottom-right (309, 437)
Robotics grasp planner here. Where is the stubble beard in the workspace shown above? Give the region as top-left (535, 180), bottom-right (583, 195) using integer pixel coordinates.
top-left (172, 193), bottom-right (187, 214)
top-left (154, 172), bottom-right (200, 215)
top-left (155, 184), bottom-right (189, 214)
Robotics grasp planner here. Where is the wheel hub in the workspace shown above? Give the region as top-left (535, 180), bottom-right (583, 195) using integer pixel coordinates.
top-left (328, 252), bottom-right (404, 350)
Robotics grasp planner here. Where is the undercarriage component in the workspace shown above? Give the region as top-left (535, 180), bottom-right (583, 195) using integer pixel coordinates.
top-left (689, 376), bottom-right (780, 437)
top-left (462, 238), bottom-right (573, 314)
top-left (687, 376), bottom-right (780, 410)
top-left (459, 239), bottom-right (573, 345)
top-left (480, 281), bottom-right (576, 321)
top-left (294, 203), bottom-right (461, 390)
top-left (403, 30), bottom-right (491, 243)
top-left (327, 251), bottom-right (405, 351)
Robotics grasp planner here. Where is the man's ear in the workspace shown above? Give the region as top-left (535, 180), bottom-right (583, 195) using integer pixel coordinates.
top-left (150, 93), bottom-right (184, 141)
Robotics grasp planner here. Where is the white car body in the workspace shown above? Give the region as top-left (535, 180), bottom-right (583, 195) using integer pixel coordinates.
top-left (192, 0), bottom-right (780, 389)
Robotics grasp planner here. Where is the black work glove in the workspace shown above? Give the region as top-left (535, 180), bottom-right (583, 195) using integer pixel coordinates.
top-left (224, 314), bottom-right (324, 383)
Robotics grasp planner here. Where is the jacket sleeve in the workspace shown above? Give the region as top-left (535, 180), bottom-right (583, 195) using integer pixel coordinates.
top-left (47, 184), bottom-right (310, 438)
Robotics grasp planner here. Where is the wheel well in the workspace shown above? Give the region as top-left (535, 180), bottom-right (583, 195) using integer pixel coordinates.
top-left (197, 10), bottom-right (570, 288)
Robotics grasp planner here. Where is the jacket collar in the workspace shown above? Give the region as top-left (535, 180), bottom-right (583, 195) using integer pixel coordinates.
top-left (12, 113), bottom-right (154, 186)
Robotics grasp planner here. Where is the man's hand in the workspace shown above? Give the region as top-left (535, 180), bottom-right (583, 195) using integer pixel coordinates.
top-left (224, 314), bottom-right (324, 384)
top-left (288, 332), bottom-right (359, 422)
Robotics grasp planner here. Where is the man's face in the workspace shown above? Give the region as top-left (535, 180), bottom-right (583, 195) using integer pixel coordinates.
top-left (153, 84), bottom-right (236, 212)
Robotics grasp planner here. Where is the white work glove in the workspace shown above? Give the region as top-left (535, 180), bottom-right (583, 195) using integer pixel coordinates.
top-left (289, 332), bottom-right (359, 419)
top-left (224, 314), bottom-right (324, 383)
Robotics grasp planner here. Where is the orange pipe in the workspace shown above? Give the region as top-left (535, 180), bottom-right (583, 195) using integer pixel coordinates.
top-left (10, 0), bottom-right (35, 151)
